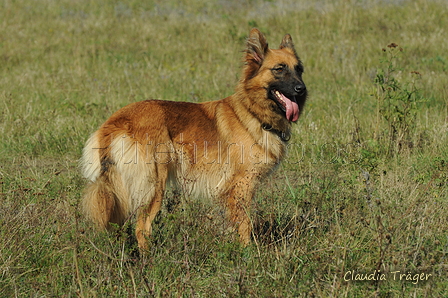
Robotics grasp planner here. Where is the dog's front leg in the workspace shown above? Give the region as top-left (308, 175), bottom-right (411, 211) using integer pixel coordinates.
top-left (226, 197), bottom-right (251, 245)
top-left (225, 175), bottom-right (257, 245)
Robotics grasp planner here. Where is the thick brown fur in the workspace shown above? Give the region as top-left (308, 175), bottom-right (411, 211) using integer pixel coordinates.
top-left (80, 29), bottom-right (307, 250)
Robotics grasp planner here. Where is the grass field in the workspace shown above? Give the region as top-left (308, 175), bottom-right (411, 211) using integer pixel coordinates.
top-left (1, 0), bottom-right (447, 296)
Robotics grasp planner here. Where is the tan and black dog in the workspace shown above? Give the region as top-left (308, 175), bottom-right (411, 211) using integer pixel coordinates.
top-left (80, 28), bottom-right (307, 250)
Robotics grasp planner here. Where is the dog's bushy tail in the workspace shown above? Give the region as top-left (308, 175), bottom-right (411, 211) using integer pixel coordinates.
top-left (82, 177), bottom-right (121, 228)
top-left (80, 133), bottom-right (128, 229)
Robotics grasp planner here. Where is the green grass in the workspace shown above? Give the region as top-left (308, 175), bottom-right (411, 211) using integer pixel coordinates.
top-left (1, 0), bottom-right (447, 296)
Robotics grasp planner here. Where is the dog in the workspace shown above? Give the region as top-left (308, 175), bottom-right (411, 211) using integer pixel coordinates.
top-left (80, 28), bottom-right (307, 250)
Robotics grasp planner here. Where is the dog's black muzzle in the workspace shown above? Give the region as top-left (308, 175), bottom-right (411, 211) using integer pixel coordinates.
top-left (294, 82), bottom-right (307, 96)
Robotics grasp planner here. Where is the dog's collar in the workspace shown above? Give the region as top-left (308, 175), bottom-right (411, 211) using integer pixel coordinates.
top-left (262, 123), bottom-right (291, 142)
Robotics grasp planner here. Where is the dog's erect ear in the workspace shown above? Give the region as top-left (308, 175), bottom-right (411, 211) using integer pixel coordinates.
top-left (246, 28), bottom-right (269, 65)
top-left (279, 34), bottom-right (298, 56)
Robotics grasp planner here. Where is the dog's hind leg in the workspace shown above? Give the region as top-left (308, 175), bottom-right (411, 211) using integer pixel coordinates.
top-left (135, 165), bottom-right (168, 251)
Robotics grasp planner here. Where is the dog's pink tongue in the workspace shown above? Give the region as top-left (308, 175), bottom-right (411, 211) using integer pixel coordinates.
top-left (281, 93), bottom-right (299, 122)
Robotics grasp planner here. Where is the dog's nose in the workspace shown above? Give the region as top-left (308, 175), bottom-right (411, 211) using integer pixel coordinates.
top-left (294, 83), bottom-right (306, 94)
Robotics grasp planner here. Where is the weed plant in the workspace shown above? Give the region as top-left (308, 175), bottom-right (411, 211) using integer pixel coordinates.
top-left (374, 43), bottom-right (424, 156)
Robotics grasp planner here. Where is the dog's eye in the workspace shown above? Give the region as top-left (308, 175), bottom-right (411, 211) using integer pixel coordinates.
top-left (272, 65), bottom-right (286, 73)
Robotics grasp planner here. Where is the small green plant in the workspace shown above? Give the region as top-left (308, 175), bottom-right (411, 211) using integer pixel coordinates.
top-left (373, 43), bottom-right (424, 156)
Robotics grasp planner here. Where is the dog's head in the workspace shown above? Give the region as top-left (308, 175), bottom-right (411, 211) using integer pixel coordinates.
top-left (242, 28), bottom-right (307, 123)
